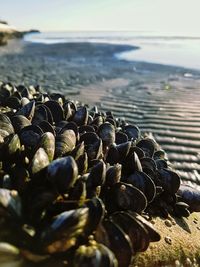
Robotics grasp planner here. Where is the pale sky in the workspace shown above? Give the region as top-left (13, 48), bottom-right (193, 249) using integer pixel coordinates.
top-left (1, 0), bottom-right (200, 36)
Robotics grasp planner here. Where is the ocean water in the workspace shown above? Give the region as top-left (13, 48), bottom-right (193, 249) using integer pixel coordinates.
top-left (24, 31), bottom-right (200, 70)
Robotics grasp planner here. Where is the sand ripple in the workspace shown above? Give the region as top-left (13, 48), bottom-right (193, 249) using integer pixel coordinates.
top-left (89, 77), bottom-right (200, 187)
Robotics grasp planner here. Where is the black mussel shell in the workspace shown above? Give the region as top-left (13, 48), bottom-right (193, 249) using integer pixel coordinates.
top-left (140, 157), bottom-right (157, 173)
top-left (80, 132), bottom-right (103, 160)
top-left (20, 97), bottom-right (29, 107)
top-left (101, 219), bottom-right (133, 267)
top-left (63, 100), bottom-right (77, 120)
top-left (19, 125), bottom-right (42, 150)
top-left (157, 168), bottom-right (180, 194)
top-left (132, 212), bottom-right (161, 242)
top-left (80, 132), bottom-right (99, 146)
top-left (106, 145), bottom-right (120, 165)
top-left (30, 148), bottom-right (49, 176)
top-left (71, 141), bottom-right (85, 160)
top-left (11, 115), bottom-right (31, 133)
top-left (124, 124), bottom-right (140, 141)
top-left (23, 188), bottom-right (56, 225)
top-left (140, 157), bottom-right (157, 179)
top-left (137, 138), bottom-right (156, 158)
top-left (39, 207), bottom-right (89, 254)
top-left (0, 113), bottom-right (13, 126)
top-left (17, 85), bottom-right (30, 98)
top-left (50, 93), bottom-right (65, 104)
top-left (68, 177), bottom-right (87, 203)
top-left (0, 84), bottom-right (12, 103)
top-left (79, 125), bottom-right (95, 134)
top-left (3, 134), bottom-right (21, 160)
top-left (55, 129), bottom-right (76, 158)
top-left (32, 104), bottom-right (53, 125)
top-left (91, 115), bottom-right (104, 127)
top-left (154, 149), bottom-right (166, 160)
top-left (72, 106), bottom-right (88, 126)
top-left (38, 121), bottom-right (55, 136)
top-left (105, 164), bottom-right (122, 187)
top-left (131, 146), bottom-right (145, 160)
top-left (106, 117), bottom-right (116, 128)
top-left (16, 100), bottom-right (35, 121)
top-left (87, 161), bottom-right (106, 189)
top-left (44, 100), bottom-right (64, 124)
top-left (126, 171), bottom-right (156, 203)
top-left (117, 141), bottom-right (132, 163)
top-left (59, 121), bottom-right (79, 140)
top-left (76, 152), bottom-right (88, 175)
top-left (88, 158), bottom-right (102, 169)
top-left (115, 131), bottom-right (128, 145)
top-left (177, 184), bottom-right (200, 212)
top-left (110, 211), bottom-right (150, 252)
top-left (105, 182), bottom-right (147, 213)
top-left (0, 189), bottom-right (22, 220)
top-left (9, 164), bottom-right (29, 194)
top-left (174, 201), bottom-right (190, 217)
top-left (84, 197), bottom-right (105, 236)
top-left (98, 122), bottom-right (116, 147)
top-left (73, 240), bottom-right (118, 267)
top-left (5, 96), bottom-right (21, 109)
top-left (38, 132), bottom-right (55, 162)
top-left (0, 114), bottom-right (14, 138)
top-left (155, 159), bottom-right (168, 170)
top-left (122, 151), bottom-right (142, 176)
top-left (47, 156), bottom-right (78, 194)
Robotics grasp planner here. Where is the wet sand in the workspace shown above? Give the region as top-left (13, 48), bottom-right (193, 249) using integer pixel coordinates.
top-left (0, 39), bottom-right (200, 187)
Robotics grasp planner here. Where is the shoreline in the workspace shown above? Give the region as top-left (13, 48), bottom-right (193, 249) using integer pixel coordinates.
top-left (24, 38), bottom-right (200, 74)
top-left (24, 30), bottom-right (200, 72)
top-left (0, 39), bottom-right (199, 85)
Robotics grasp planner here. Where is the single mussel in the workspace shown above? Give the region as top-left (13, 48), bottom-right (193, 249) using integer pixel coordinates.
top-left (126, 171), bottom-right (156, 203)
top-left (72, 106), bottom-right (88, 126)
top-left (104, 182), bottom-right (147, 213)
top-left (30, 148), bottom-right (49, 176)
top-left (137, 138), bottom-right (156, 158)
top-left (46, 156), bottom-right (78, 194)
top-left (16, 100), bottom-right (35, 121)
top-left (39, 207), bottom-right (89, 254)
top-left (80, 132), bottom-right (103, 160)
top-left (177, 184), bottom-right (200, 212)
top-left (98, 219), bottom-right (133, 267)
top-left (38, 132), bottom-right (55, 162)
top-left (157, 168), bottom-right (180, 195)
top-left (44, 100), bottom-right (64, 124)
top-left (105, 164), bottom-right (122, 187)
top-left (55, 129), bottom-right (76, 158)
top-left (98, 122), bottom-right (116, 148)
top-left (0, 113), bottom-right (14, 138)
top-left (11, 115), bottom-right (31, 133)
top-left (110, 211), bottom-right (150, 253)
top-left (123, 124), bottom-right (140, 142)
top-left (0, 189), bottom-right (22, 220)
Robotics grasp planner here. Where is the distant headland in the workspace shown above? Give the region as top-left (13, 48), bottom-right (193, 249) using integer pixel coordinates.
top-left (0, 20), bottom-right (40, 45)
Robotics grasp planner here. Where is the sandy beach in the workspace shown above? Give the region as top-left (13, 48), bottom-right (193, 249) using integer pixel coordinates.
top-left (1, 39), bottom-right (200, 188)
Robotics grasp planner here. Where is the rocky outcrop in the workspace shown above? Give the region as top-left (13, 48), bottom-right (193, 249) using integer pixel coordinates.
top-left (0, 21), bottom-right (39, 46)
top-left (0, 31), bottom-right (23, 46)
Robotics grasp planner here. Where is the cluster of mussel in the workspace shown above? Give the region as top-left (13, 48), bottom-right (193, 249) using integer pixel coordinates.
top-left (0, 82), bottom-right (199, 267)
